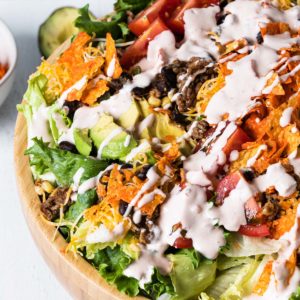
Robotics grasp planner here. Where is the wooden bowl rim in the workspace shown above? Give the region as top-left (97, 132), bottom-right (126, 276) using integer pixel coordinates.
top-left (13, 40), bottom-right (144, 300)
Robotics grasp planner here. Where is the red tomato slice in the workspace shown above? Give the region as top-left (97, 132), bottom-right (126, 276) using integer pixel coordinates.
top-left (222, 127), bottom-right (251, 157)
top-left (121, 18), bottom-right (169, 69)
top-left (216, 171), bottom-right (242, 204)
top-left (245, 197), bottom-right (261, 220)
top-left (168, 0), bottom-right (220, 34)
top-left (173, 237), bottom-right (193, 248)
top-left (239, 224), bottom-right (270, 237)
top-left (129, 0), bottom-right (181, 36)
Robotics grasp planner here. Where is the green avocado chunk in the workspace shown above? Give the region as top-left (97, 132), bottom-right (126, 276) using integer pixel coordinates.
top-left (119, 100), bottom-right (141, 130)
top-left (74, 128), bottom-right (92, 156)
top-left (90, 114), bottom-right (137, 160)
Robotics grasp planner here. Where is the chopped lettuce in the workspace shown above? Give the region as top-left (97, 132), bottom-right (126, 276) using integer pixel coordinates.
top-left (168, 249), bottom-right (217, 300)
top-left (144, 268), bottom-right (175, 299)
top-left (75, 1), bottom-right (152, 40)
top-left (48, 104), bottom-right (71, 143)
top-left (17, 74), bottom-right (48, 124)
top-left (224, 233), bottom-right (282, 257)
top-left (90, 246), bottom-right (140, 297)
top-left (218, 257), bottom-right (262, 299)
top-left (290, 287), bottom-right (300, 300)
top-left (25, 138), bottom-right (108, 185)
top-left (65, 189), bottom-right (98, 222)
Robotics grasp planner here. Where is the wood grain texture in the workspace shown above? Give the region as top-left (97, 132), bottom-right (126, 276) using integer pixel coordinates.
top-left (14, 39), bottom-right (144, 300)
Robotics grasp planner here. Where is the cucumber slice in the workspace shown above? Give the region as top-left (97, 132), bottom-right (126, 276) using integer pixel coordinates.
top-left (38, 7), bottom-right (80, 58)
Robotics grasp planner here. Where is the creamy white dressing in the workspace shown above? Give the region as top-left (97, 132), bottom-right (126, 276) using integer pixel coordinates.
top-left (280, 107), bottom-right (294, 127)
top-left (210, 178), bottom-right (256, 231)
top-left (289, 150), bottom-right (300, 176)
top-left (28, 104), bottom-right (52, 144)
top-left (138, 113), bottom-right (155, 135)
top-left (124, 135), bottom-right (131, 147)
top-left (229, 150), bottom-right (239, 162)
top-left (125, 140), bottom-right (150, 162)
top-left (77, 164), bottom-right (114, 195)
top-left (123, 167), bottom-right (160, 217)
top-left (86, 223), bottom-right (124, 244)
top-left (106, 55), bottom-right (116, 78)
top-left (246, 144), bottom-right (267, 167)
top-left (205, 45), bottom-right (278, 123)
top-left (97, 127), bottom-right (123, 159)
top-left (57, 76), bottom-right (87, 108)
top-left (254, 162), bottom-right (297, 197)
top-left (72, 167), bottom-right (85, 191)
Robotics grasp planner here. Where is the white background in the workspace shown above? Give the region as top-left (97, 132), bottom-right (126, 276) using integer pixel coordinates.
top-left (0, 1), bottom-right (113, 299)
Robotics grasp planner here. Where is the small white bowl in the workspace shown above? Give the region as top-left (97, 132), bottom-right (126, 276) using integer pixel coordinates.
top-left (0, 19), bottom-right (17, 107)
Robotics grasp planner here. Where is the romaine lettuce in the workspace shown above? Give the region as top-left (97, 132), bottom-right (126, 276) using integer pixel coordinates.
top-left (17, 74), bottom-right (48, 124)
top-left (90, 246), bottom-right (140, 297)
top-left (25, 138), bottom-right (108, 185)
top-left (168, 249), bottom-right (217, 300)
top-left (224, 234), bottom-right (282, 257)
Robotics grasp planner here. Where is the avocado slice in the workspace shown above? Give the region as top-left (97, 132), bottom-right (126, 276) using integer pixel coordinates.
top-left (90, 114), bottom-right (137, 160)
top-left (38, 7), bottom-right (81, 58)
top-left (118, 100), bottom-right (141, 130)
top-left (74, 128), bottom-right (92, 156)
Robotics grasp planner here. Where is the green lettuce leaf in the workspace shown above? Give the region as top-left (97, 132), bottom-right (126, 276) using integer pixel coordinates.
top-left (75, 5), bottom-right (125, 39)
top-left (218, 257), bottom-right (263, 299)
top-left (144, 268), bottom-right (174, 299)
top-left (90, 246), bottom-right (140, 297)
top-left (25, 138), bottom-right (108, 185)
top-left (114, 0), bottom-right (152, 13)
top-left (17, 74), bottom-right (48, 124)
top-left (290, 287), bottom-right (300, 300)
top-left (224, 233), bottom-right (282, 257)
top-left (168, 249), bottom-right (217, 300)
top-left (75, 1), bottom-right (152, 40)
top-left (65, 189), bottom-right (98, 222)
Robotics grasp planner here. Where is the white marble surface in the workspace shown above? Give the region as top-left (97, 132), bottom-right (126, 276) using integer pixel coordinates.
top-left (0, 1), bottom-right (112, 299)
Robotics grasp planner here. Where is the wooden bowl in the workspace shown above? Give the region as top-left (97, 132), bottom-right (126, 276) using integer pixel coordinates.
top-left (14, 41), bottom-right (144, 300)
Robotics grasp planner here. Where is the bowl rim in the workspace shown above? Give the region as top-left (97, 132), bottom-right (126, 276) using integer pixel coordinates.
top-left (0, 18), bottom-right (17, 86)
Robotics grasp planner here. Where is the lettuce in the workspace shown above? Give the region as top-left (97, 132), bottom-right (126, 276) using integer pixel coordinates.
top-left (144, 268), bottom-right (175, 299)
top-left (25, 138), bottom-right (108, 185)
top-left (90, 246), bottom-right (140, 297)
top-left (65, 189), bottom-right (98, 222)
top-left (224, 233), bottom-right (282, 257)
top-left (17, 74), bottom-right (48, 124)
top-left (218, 258), bottom-right (262, 299)
top-left (290, 287), bottom-right (300, 300)
top-left (75, 0), bottom-right (152, 40)
top-left (168, 249), bottom-right (217, 300)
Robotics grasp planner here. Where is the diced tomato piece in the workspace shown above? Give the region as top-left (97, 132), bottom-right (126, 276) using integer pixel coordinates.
top-left (173, 237), bottom-right (193, 248)
top-left (216, 171), bottom-right (242, 204)
top-left (245, 197), bottom-right (261, 221)
top-left (168, 0), bottom-right (220, 34)
top-left (222, 127), bottom-right (251, 157)
top-left (121, 18), bottom-right (169, 69)
top-left (239, 224), bottom-right (270, 237)
top-left (129, 0), bottom-right (181, 36)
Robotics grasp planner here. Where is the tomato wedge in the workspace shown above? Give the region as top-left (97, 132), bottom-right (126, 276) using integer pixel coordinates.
top-left (129, 0), bottom-right (181, 36)
top-left (239, 224), bottom-right (270, 237)
top-left (173, 237), bottom-right (193, 248)
top-left (216, 171), bottom-right (242, 204)
top-left (222, 127), bottom-right (251, 157)
top-left (121, 17), bottom-right (169, 69)
top-left (168, 0), bottom-right (220, 34)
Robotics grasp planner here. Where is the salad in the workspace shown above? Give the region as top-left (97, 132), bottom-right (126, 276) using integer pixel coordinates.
top-left (18, 0), bottom-right (300, 299)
